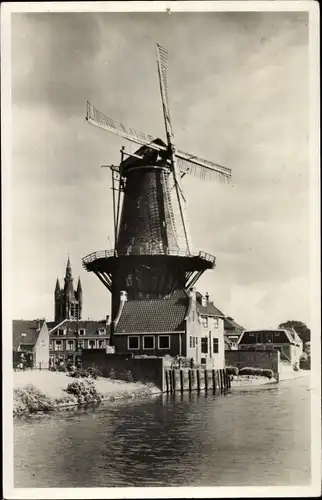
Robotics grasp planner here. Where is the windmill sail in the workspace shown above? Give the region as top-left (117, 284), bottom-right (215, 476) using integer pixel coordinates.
top-left (86, 101), bottom-right (232, 182)
top-left (156, 43), bottom-right (191, 253)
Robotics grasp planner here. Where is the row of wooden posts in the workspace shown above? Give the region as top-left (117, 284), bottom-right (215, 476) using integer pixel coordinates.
top-left (165, 368), bottom-right (231, 393)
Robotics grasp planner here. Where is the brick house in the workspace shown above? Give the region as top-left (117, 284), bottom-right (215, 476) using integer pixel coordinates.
top-left (12, 319), bottom-right (50, 369)
top-left (237, 328), bottom-right (303, 370)
top-left (112, 288), bottom-right (226, 369)
top-left (48, 318), bottom-right (111, 366)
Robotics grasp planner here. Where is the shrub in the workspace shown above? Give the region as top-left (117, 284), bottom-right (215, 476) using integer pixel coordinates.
top-left (239, 367), bottom-right (274, 379)
top-left (121, 369), bottom-right (133, 382)
top-left (13, 384), bottom-right (55, 417)
top-left (108, 368), bottom-right (116, 380)
top-left (64, 379), bottom-right (102, 406)
top-left (262, 369), bottom-right (274, 379)
top-left (226, 366), bottom-right (239, 376)
top-left (68, 366), bottom-right (102, 380)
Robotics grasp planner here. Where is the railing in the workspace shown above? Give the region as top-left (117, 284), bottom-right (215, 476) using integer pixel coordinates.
top-left (82, 247), bottom-right (216, 266)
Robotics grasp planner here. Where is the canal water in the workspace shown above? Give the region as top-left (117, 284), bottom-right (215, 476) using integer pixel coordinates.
top-left (14, 375), bottom-right (310, 487)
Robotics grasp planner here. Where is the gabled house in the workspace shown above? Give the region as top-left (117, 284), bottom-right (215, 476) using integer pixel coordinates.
top-left (112, 288), bottom-right (226, 369)
top-left (237, 328), bottom-right (303, 370)
top-left (224, 316), bottom-right (244, 348)
top-left (12, 319), bottom-right (49, 369)
top-left (48, 318), bottom-right (111, 365)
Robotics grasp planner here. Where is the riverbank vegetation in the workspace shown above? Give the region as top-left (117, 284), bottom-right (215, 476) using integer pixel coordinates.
top-left (13, 369), bottom-right (159, 418)
top-left (226, 366), bottom-right (274, 379)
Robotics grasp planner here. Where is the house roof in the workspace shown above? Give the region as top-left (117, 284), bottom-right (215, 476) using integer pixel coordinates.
top-left (48, 319), bottom-right (110, 338)
top-left (114, 290), bottom-right (189, 334)
top-left (195, 292), bottom-right (225, 317)
top-left (12, 319), bottom-right (46, 350)
top-left (224, 316), bottom-right (244, 332)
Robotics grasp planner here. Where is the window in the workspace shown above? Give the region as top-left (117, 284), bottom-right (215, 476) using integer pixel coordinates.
top-left (67, 340), bottom-right (75, 351)
top-left (201, 316), bottom-right (208, 328)
top-left (54, 340), bottom-right (63, 351)
top-left (49, 340), bottom-right (53, 350)
top-left (41, 340), bottom-right (46, 346)
top-left (192, 337), bottom-right (196, 348)
top-left (249, 333), bottom-right (255, 337)
top-left (88, 340), bottom-right (96, 349)
top-left (195, 337), bottom-right (198, 346)
top-left (201, 337), bottom-right (208, 354)
top-left (213, 318), bottom-right (219, 329)
top-left (128, 336), bottom-right (139, 350)
top-left (266, 332), bottom-right (273, 343)
top-left (77, 340), bottom-right (84, 349)
top-left (143, 336), bottom-right (155, 350)
top-left (256, 333), bottom-right (262, 343)
top-left (78, 329), bottom-right (86, 336)
top-left (98, 339), bottom-right (105, 349)
top-left (57, 329), bottom-right (65, 336)
top-left (70, 303), bottom-right (79, 320)
top-left (192, 311), bottom-right (195, 323)
top-left (189, 336), bottom-right (193, 348)
top-left (98, 328), bottom-right (106, 336)
top-left (213, 338), bottom-right (219, 353)
top-left (158, 335), bottom-right (170, 349)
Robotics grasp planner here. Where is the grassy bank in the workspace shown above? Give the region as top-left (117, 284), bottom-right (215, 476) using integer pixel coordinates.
top-left (13, 370), bottom-right (160, 417)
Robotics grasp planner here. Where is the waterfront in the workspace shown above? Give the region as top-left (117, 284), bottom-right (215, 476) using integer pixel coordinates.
top-left (14, 375), bottom-right (310, 488)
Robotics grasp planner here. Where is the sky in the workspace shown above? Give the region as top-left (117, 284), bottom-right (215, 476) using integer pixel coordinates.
top-left (10, 10), bottom-right (311, 329)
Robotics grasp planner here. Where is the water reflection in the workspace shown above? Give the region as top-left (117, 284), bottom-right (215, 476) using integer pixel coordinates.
top-left (14, 376), bottom-right (310, 487)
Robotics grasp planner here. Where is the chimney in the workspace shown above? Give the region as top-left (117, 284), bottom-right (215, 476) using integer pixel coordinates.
top-left (105, 315), bottom-right (110, 326)
top-left (201, 295), bottom-right (207, 307)
top-left (189, 287), bottom-right (196, 301)
top-left (120, 290), bottom-right (128, 303)
top-left (205, 292), bottom-right (209, 304)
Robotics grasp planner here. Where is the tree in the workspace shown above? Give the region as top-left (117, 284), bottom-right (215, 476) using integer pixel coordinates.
top-left (278, 320), bottom-right (311, 344)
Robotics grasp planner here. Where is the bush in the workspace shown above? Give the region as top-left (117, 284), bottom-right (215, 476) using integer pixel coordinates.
top-left (239, 367), bottom-right (274, 379)
top-left (13, 384), bottom-right (55, 417)
top-left (68, 366), bottom-right (102, 380)
top-left (64, 379), bottom-right (102, 406)
top-left (226, 366), bottom-right (239, 376)
top-left (262, 369), bottom-right (274, 379)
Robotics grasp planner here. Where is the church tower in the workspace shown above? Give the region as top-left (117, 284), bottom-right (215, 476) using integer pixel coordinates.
top-left (54, 257), bottom-right (82, 323)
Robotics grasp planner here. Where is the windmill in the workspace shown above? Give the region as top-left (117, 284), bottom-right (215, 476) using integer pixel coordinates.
top-left (82, 43), bottom-right (231, 328)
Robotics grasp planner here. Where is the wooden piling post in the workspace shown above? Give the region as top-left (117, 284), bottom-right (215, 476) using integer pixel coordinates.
top-left (218, 369), bottom-right (222, 391)
top-left (227, 370), bottom-right (231, 389)
top-left (204, 370), bottom-right (208, 392)
top-left (212, 369), bottom-right (216, 393)
top-left (188, 369), bottom-right (192, 392)
top-left (172, 369), bottom-right (176, 392)
top-left (165, 370), bottom-right (169, 393)
top-left (180, 369), bottom-right (184, 393)
top-left (169, 370), bottom-right (173, 393)
top-left (196, 369), bottom-right (200, 392)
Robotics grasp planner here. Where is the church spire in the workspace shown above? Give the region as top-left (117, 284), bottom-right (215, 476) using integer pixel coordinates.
top-left (65, 254), bottom-right (73, 281)
top-left (55, 277), bottom-right (60, 294)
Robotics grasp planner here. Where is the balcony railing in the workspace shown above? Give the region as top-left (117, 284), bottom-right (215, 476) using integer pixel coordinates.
top-left (82, 247), bottom-right (216, 266)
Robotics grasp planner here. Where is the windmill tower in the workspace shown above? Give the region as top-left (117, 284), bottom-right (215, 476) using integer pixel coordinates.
top-left (82, 44), bottom-right (231, 337)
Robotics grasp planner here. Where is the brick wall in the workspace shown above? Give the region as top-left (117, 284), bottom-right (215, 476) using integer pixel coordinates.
top-left (81, 350), bottom-right (165, 391)
top-left (225, 349), bottom-right (280, 378)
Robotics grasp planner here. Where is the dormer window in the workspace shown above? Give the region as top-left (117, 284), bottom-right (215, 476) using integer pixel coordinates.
top-left (98, 328), bottom-right (105, 336)
top-left (78, 329), bottom-right (86, 336)
top-left (57, 328), bottom-right (65, 336)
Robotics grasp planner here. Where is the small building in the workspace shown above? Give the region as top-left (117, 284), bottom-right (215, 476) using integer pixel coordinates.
top-left (237, 328), bottom-right (303, 370)
top-left (112, 288), bottom-right (226, 369)
top-left (224, 316), bottom-right (244, 349)
top-left (12, 319), bottom-right (50, 369)
top-left (48, 318), bottom-right (111, 366)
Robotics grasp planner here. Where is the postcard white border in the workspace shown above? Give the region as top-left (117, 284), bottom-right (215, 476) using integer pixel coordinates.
top-left (1, 1), bottom-right (321, 499)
